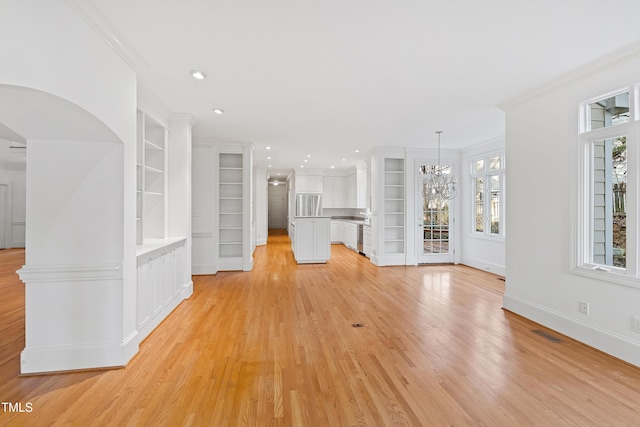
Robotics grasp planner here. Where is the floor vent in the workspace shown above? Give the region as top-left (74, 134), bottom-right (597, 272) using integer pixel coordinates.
top-left (532, 329), bottom-right (562, 343)
top-left (352, 323), bottom-right (364, 328)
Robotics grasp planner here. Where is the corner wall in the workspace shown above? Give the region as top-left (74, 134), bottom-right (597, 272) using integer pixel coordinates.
top-left (501, 45), bottom-right (640, 367)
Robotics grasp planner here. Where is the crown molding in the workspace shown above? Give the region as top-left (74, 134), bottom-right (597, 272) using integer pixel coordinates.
top-left (64, 0), bottom-right (149, 73)
top-left (499, 41), bottom-right (640, 111)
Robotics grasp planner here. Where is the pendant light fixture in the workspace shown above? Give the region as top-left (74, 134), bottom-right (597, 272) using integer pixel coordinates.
top-left (423, 131), bottom-right (457, 204)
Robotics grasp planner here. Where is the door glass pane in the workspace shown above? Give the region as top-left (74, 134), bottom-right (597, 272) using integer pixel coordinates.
top-left (422, 184), bottom-right (450, 255)
top-left (475, 177), bottom-right (483, 232)
top-left (490, 175), bottom-right (500, 234)
top-left (591, 136), bottom-right (626, 268)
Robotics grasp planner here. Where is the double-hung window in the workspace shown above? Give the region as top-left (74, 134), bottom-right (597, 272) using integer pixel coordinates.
top-left (471, 153), bottom-right (505, 238)
top-left (576, 88), bottom-right (638, 283)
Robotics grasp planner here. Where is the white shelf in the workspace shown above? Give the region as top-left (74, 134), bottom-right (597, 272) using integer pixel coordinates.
top-left (383, 158), bottom-right (405, 255)
top-left (218, 152), bottom-right (244, 261)
top-left (137, 111), bottom-right (167, 244)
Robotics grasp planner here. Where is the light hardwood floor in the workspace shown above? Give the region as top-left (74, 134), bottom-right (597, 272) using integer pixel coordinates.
top-left (2, 231), bottom-right (640, 426)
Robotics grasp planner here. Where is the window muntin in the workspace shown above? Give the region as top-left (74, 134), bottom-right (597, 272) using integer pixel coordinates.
top-left (471, 153), bottom-right (504, 238)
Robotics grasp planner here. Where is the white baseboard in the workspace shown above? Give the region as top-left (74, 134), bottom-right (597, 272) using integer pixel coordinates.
top-left (460, 256), bottom-right (506, 276)
top-left (192, 264), bottom-right (217, 275)
top-left (503, 293), bottom-right (640, 368)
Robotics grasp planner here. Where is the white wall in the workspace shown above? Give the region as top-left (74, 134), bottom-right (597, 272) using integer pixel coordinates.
top-left (502, 45), bottom-right (640, 367)
top-left (255, 168), bottom-right (268, 246)
top-left (460, 138), bottom-right (506, 276)
top-left (2, 0), bottom-right (138, 373)
top-left (0, 145), bottom-right (26, 248)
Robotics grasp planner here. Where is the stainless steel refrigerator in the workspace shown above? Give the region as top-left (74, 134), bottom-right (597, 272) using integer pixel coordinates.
top-left (295, 194), bottom-right (322, 216)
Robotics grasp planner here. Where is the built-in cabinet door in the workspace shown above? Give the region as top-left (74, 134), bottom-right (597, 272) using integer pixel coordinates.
top-left (296, 175), bottom-right (309, 193)
top-left (322, 176), bottom-right (334, 208)
top-left (313, 218), bottom-right (331, 260)
top-left (330, 221), bottom-right (341, 242)
top-left (309, 175), bottom-right (323, 193)
top-left (346, 173), bottom-right (356, 208)
top-left (295, 219), bottom-right (314, 260)
top-left (333, 176), bottom-right (346, 208)
top-left (297, 175), bottom-right (322, 193)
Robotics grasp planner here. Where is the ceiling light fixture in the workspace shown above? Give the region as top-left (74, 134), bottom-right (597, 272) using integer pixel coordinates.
top-left (191, 70), bottom-right (207, 80)
top-left (266, 146), bottom-right (271, 150)
top-left (422, 131), bottom-right (457, 205)
top-left (354, 149), bottom-right (360, 153)
top-left (212, 108), bottom-right (224, 114)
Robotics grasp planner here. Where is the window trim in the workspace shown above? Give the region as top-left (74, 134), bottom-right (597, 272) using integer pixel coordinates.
top-left (572, 84), bottom-right (639, 289)
top-left (470, 151), bottom-right (505, 241)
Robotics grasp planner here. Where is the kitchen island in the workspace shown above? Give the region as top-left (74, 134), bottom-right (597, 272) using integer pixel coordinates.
top-left (291, 216), bottom-right (331, 264)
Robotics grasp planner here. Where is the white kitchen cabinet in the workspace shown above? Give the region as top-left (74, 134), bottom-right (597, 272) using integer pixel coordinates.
top-left (343, 221), bottom-right (358, 251)
top-left (346, 173), bottom-right (356, 208)
top-left (322, 176), bottom-right (346, 208)
top-left (363, 224), bottom-right (371, 257)
top-left (330, 220), bottom-right (342, 243)
top-left (346, 167), bottom-right (367, 209)
top-left (292, 217), bottom-right (330, 263)
top-left (333, 176), bottom-right (346, 207)
top-left (296, 175), bottom-right (322, 193)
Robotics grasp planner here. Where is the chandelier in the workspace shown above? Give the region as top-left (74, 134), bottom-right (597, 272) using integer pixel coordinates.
top-left (422, 131), bottom-right (457, 204)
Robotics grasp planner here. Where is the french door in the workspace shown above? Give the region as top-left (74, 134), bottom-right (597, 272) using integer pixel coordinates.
top-left (417, 168), bottom-right (455, 264)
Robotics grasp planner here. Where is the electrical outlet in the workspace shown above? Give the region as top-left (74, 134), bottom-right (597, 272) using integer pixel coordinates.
top-left (579, 301), bottom-right (590, 315)
top-left (632, 316), bottom-right (640, 333)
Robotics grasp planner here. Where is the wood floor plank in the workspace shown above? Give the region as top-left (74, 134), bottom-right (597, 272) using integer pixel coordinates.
top-left (2, 232), bottom-right (640, 425)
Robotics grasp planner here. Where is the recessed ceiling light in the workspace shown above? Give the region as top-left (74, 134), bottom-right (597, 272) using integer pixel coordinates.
top-left (277, 173), bottom-right (281, 176)
top-left (306, 154), bottom-right (312, 158)
top-left (267, 156), bottom-right (271, 160)
top-left (341, 158), bottom-right (346, 161)
top-left (266, 146), bottom-right (271, 150)
top-left (304, 159), bottom-right (308, 163)
top-left (300, 165), bottom-right (304, 168)
top-left (354, 149), bottom-right (360, 153)
top-left (268, 164), bottom-right (272, 167)
top-left (331, 165), bottom-right (335, 169)
top-left (212, 108), bottom-right (224, 114)
top-left (191, 70), bottom-right (207, 80)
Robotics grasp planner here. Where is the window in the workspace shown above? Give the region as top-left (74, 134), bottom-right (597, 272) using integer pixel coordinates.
top-left (576, 88), bottom-right (638, 283)
top-left (471, 153), bottom-right (504, 238)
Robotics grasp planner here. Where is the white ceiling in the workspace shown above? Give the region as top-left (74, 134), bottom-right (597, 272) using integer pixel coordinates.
top-left (84, 0), bottom-right (640, 175)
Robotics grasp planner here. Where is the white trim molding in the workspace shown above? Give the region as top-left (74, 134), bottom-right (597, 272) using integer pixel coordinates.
top-left (503, 293), bottom-right (640, 368)
top-left (17, 262), bottom-right (123, 283)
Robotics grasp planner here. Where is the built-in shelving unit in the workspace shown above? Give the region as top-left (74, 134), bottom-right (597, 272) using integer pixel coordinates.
top-left (136, 111), bottom-right (167, 245)
top-left (383, 158), bottom-right (405, 255)
top-left (218, 153), bottom-right (244, 261)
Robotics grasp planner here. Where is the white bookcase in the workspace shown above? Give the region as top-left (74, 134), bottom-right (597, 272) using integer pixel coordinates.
top-left (137, 111), bottom-right (167, 244)
top-left (217, 148), bottom-right (253, 271)
top-left (383, 158), bottom-right (405, 256)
